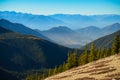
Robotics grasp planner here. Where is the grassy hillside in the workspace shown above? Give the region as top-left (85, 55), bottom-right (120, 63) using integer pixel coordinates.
top-left (45, 53), bottom-right (120, 80)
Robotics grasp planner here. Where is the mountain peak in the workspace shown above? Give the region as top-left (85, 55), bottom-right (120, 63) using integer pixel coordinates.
top-left (84, 26), bottom-right (100, 29)
top-left (0, 19), bottom-right (9, 22)
top-left (111, 23), bottom-right (120, 26)
top-left (47, 26), bottom-right (73, 33)
top-left (103, 23), bottom-right (120, 30)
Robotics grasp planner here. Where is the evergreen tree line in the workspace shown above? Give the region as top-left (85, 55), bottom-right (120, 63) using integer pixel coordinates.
top-left (26, 35), bottom-right (120, 80)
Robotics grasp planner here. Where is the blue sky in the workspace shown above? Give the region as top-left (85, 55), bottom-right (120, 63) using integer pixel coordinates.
top-left (0, 0), bottom-right (120, 15)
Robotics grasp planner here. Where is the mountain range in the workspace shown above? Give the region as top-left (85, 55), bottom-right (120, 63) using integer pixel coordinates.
top-left (0, 18), bottom-right (120, 48)
top-left (40, 23), bottom-right (120, 48)
top-left (0, 11), bottom-right (120, 30)
top-left (40, 26), bottom-right (84, 48)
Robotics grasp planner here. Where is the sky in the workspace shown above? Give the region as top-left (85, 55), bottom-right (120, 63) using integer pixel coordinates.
top-left (0, 0), bottom-right (120, 15)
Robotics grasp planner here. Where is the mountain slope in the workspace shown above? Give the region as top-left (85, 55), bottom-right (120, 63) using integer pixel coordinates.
top-left (0, 26), bottom-right (71, 72)
top-left (76, 26), bottom-right (101, 38)
top-left (82, 30), bottom-right (120, 49)
top-left (102, 23), bottom-right (120, 35)
top-left (0, 68), bottom-right (19, 80)
top-left (0, 19), bottom-right (49, 40)
top-left (45, 54), bottom-right (120, 80)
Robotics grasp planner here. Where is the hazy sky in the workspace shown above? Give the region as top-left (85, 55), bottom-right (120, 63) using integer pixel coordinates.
top-left (0, 0), bottom-right (120, 15)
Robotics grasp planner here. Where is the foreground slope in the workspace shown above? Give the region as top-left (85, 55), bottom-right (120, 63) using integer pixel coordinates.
top-left (45, 54), bottom-right (120, 80)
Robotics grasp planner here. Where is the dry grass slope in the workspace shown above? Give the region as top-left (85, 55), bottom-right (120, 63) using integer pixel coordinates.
top-left (45, 54), bottom-right (120, 80)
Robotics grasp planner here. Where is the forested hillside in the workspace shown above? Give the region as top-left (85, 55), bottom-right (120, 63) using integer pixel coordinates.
top-left (26, 31), bottom-right (120, 80)
top-left (45, 35), bottom-right (120, 80)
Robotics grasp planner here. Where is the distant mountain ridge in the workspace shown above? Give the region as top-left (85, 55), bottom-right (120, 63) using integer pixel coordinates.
top-left (40, 26), bottom-right (84, 48)
top-left (50, 14), bottom-right (120, 29)
top-left (0, 11), bottom-right (66, 30)
top-left (40, 23), bottom-right (120, 48)
top-left (0, 11), bottom-right (120, 30)
top-left (81, 29), bottom-right (120, 49)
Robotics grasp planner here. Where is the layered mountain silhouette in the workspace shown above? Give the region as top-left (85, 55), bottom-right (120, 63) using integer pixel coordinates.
top-left (0, 11), bottom-right (66, 30)
top-left (40, 23), bottom-right (120, 48)
top-left (40, 26), bottom-right (87, 48)
top-left (0, 11), bottom-right (120, 30)
top-left (1, 19), bottom-right (118, 48)
top-left (0, 19), bottom-right (49, 40)
top-left (50, 14), bottom-right (120, 29)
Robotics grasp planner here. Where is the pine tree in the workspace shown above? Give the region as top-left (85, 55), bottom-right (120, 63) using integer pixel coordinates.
top-left (62, 62), bottom-right (67, 71)
top-left (66, 52), bottom-right (72, 69)
top-left (112, 35), bottom-right (120, 54)
top-left (53, 66), bottom-right (57, 75)
top-left (96, 49), bottom-right (101, 60)
top-left (88, 43), bottom-right (95, 62)
top-left (66, 50), bottom-right (78, 69)
top-left (84, 45), bottom-right (88, 63)
top-left (72, 50), bottom-right (78, 67)
top-left (41, 72), bottom-right (45, 80)
top-left (78, 46), bottom-right (88, 65)
top-left (48, 69), bottom-right (52, 77)
top-left (57, 64), bottom-right (63, 73)
top-left (35, 72), bottom-right (39, 80)
top-left (78, 53), bottom-right (85, 65)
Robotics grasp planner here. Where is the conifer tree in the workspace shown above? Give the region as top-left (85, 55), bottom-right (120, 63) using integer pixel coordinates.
top-left (84, 45), bottom-right (88, 63)
top-left (66, 50), bottom-right (78, 69)
top-left (53, 66), bottom-right (58, 75)
top-left (78, 46), bottom-right (88, 65)
top-left (35, 72), bottom-right (39, 80)
top-left (112, 35), bottom-right (120, 54)
top-left (48, 69), bottom-right (52, 77)
top-left (57, 64), bottom-right (63, 73)
top-left (88, 43), bottom-right (95, 62)
top-left (72, 50), bottom-right (78, 67)
top-left (62, 62), bottom-right (68, 71)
